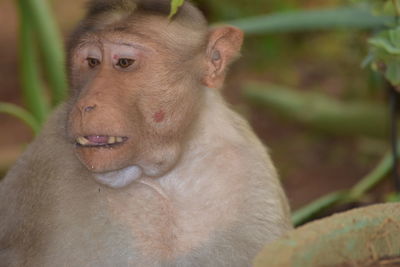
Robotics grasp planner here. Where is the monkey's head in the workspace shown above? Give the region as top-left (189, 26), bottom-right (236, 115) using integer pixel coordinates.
top-left (66, 0), bottom-right (243, 181)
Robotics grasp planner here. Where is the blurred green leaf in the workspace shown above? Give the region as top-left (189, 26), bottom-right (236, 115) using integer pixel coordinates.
top-left (0, 103), bottom-right (40, 134)
top-left (169, 0), bottom-right (185, 19)
top-left (386, 192), bottom-right (400, 202)
top-left (19, 0), bottom-right (68, 106)
top-left (368, 28), bottom-right (400, 55)
top-left (17, 0), bottom-right (49, 124)
top-left (223, 7), bottom-right (394, 36)
top-left (351, 0), bottom-right (399, 16)
top-left (386, 60), bottom-right (400, 84)
top-left (367, 26), bottom-right (400, 86)
top-left (243, 82), bottom-right (388, 138)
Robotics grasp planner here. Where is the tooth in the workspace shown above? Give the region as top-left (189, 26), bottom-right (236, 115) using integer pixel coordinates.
top-left (116, 137), bottom-right (123, 143)
top-left (77, 136), bottom-right (89, 145)
top-left (108, 136), bottom-right (116, 144)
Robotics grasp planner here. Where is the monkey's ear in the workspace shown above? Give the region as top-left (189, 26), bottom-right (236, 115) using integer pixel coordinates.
top-left (202, 26), bottom-right (244, 89)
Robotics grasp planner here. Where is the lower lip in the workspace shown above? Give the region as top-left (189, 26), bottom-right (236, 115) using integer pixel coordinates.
top-left (76, 142), bottom-right (126, 149)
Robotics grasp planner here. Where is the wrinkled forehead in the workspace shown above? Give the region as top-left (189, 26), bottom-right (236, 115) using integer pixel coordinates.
top-left (86, 1), bottom-right (208, 32)
top-left (71, 14), bottom-right (208, 55)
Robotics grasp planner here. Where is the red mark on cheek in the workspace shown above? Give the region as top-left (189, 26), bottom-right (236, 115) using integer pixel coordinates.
top-left (113, 55), bottom-right (119, 60)
top-left (153, 110), bottom-right (165, 123)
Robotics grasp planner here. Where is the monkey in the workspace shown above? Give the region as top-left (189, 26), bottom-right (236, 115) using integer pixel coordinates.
top-left (0, 0), bottom-right (292, 266)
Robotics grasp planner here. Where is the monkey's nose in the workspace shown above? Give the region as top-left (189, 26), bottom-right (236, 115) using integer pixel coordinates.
top-left (83, 104), bottom-right (97, 112)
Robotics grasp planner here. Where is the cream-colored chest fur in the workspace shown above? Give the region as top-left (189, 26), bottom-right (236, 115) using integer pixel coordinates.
top-left (105, 144), bottom-right (246, 261)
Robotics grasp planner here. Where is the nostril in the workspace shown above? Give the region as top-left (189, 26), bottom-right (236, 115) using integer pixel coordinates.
top-left (83, 104), bottom-right (97, 112)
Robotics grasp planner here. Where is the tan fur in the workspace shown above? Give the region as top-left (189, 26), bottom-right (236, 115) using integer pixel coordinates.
top-left (0, 1), bottom-right (292, 266)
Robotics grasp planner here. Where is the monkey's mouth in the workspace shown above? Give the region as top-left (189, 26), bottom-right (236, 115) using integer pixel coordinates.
top-left (76, 135), bottom-right (128, 148)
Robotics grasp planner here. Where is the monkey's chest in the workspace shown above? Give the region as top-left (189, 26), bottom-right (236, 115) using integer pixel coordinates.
top-left (43, 177), bottom-right (239, 266)
top-left (104, 183), bottom-right (223, 262)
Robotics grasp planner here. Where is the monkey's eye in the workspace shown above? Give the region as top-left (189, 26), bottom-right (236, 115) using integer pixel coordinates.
top-left (87, 57), bottom-right (100, 68)
top-left (116, 58), bottom-right (135, 68)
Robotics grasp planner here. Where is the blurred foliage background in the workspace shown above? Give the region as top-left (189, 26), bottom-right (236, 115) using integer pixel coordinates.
top-left (0, 0), bottom-right (398, 225)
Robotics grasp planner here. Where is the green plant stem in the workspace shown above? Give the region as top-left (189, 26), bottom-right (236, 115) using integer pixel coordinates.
top-left (18, 0), bottom-right (67, 106)
top-left (292, 191), bottom-right (348, 226)
top-left (17, 0), bottom-right (49, 124)
top-left (243, 82), bottom-right (388, 139)
top-left (0, 103), bottom-right (40, 134)
top-left (292, 147), bottom-right (397, 226)
top-left (224, 7), bottom-right (394, 36)
top-left (347, 151), bottom-right (394, 201)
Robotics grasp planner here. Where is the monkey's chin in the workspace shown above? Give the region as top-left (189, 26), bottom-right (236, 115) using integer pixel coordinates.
top-left (75, 145), bottom-right (135, 173)
top-left (75, 145), bottom-right (144, 188)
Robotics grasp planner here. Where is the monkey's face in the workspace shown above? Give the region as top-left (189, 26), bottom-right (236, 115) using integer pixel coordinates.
top-left (67, 25), bottom-right (204, 178)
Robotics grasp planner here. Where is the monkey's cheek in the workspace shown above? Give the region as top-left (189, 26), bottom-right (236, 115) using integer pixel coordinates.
top-left (75, 146), bottom-right (133, 173)
top-left (139, 145), bottom-right (181, 177)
